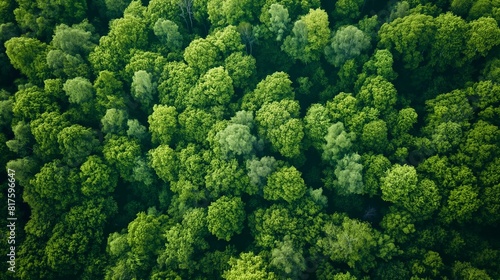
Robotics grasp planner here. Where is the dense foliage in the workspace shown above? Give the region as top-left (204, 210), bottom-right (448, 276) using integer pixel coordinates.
top-left (1, 0), bottom-right (500, 279)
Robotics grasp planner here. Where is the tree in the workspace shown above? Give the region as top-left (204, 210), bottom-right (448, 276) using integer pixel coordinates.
top-left (325, 25), bottom-right (370, 67)
top-left (131, 70), bottom-right (156, 112)
top-left (458, 120), bottom-right (499, 169)
top-left (267, 4), bottom-right (291, 41)
top-left (12, 86), bottom-right (58, 121)
top-left (270, 236), bottom-right (306, 278)
top-left (362, 154), bottom-right (391, 197)
top-left (51, 23), bottom-right (95, 56)
top-left (430, 13), bottom-right (468, 70)
top-left (264, 166), bottom-right (306, 203)
top-left (255, 100), bottom-right (304, 158)
top-left (304, 103), bottom-right (332, 150)
top-left (183, 38), bottom-right (221, 75)
top-left (215, 123), bottom-right (257, 159)
top-left (101, 108), bottom-right (128, 135)
top-left (205, 158), bottom-right (255, 197)
top-left (57, 124), bottom-right (99, 166)
top-left (223, 252), bottom-right (276, 280)
top-left (333, 0), bottom-right (364, 22)
top-left (317, 216), bottom-right (378, 271)
top-left (148, 104), bottom-right (178, 145)
top-left (334, 153), bottom-right (364, 195)
top-left (80, 155), bottom-right (117, 197)
top-left (94, 70), bottom-right (127, 115)
top-left (361, 119), bottom-right (388, 153)
top-left (223, 52), bottom-right (256, 89)
top-left (242, 72), bottom-right (294, 112)
top-left (322, 122), bottom-right (355, 163)
top-left (157, 61), bottom-right (197, 109)
top-left (153, 18), bottom-right (182, 50)
top-left (30, 111), bottom-right (70, 159)
top-left (379, 14), bottom-right (436, 69)
top-left (282, 8), bottom-right (330, 63)
top-left (127, 119), bottom-right (148, 141)
top-left (246, 156), bottom-right (278, 187)
top-left (102, 136), bottom-right (142, 182)
top-left (440, 185), bottom-right (481, 224)
top-left (357, 76), bottom-right (397, 114)
top-left (149, 144), bottom-right (177, 183)
top-left (381, 164), bottom-right (440, 219)
top-left (6, 121), bottom-right (34, 157)
top-left (465, 17), bottom-right (500, 59)
top-left (207, 196), bottom-right (245, 241)
top-left (63, 77), bottom-right (93, 104)
top-left (188, 66), bottom-right (234, 107)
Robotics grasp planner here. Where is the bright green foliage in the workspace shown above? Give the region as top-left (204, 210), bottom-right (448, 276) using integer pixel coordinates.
top-left (282, 8), bottom-right (330, 63)
top-left (89, 15), bottom-right (148, 72)
top-left (430, 13), bottom-right (468, 70)
top-left (432, 121), bottom-right (463, 154)
top-left (318, 216), bottom-right (378, 271)
top-left (357, 76), bottom-right (397, 114)
top-left (208, 196), bottom-right (245, 241)
top-left (326, 92), bottom-right (358, 126)
top-left (158, 61), bottom-right (197, 109)
top-left (325, 25), bottom-right (370, 67)
top-left (205, 158), bottom-right (255, 197)
top-left (458, 120), bottom-right (499, 170)
top-left (12, 86), bottom-right (58, 121)
top-left (207, 25), bottom-right (246, 57)
top-left (188, 66), bottom-right (234, 107)
top-left (153, 18), bottom-right (182, 50)
top-left (183, 38), bottom-right (220, 74)
top-left (304, 103), bottom-right (332, 150)
top-left (101, 108), bottom-right (128, 135)
top-left (362, 154), bottom-right (391, 197)
top-left (57, 124), bottom-right (99, 166)
top-left (242, 71), bottom-right (294, 111)
top-left (322, 122), bottom-right (355, 162)
top-left (334, 153), bottom-right (364, 195)
top-left (381, 208), bottom-right (416, 243)
top-left (256, 100), bottom-right (304, 158)
top-left (94, 70), bottom-right (127, 114)
top-left (424, 89), bottom-right (473, 133)
top-left (361, 120), bottom-right (388, 152)
top-left (80, 155), bottom-right (117, 197)
top-left (264, 166), bottom-right (306, 203)
top-left (379, 14), bottom-right (436, 69)
top-left (30, 111), bottom-right (70, 158)
top-left (158, 208), bottom-right (209, 271)
top-left (149, 144), bottom-right (177, 183)
top-left (223, 252), bottom-right (276, 280)
top-left (148, 104), bottom-right (177, 145)
top-left (179, 107), bottom-right (218, 144)
top-left (382, 164), bottom-right (440, 219)
top-left (224, 52), bottom-right (256, 89)
top-left (250, 204), bottom-right (299, 248)
top-left (267, 4), bottom-right (291, 41)
top-left (5, 36), bottom-right (49, 82)
top-left (466, 17), bottom-right (500, 59)
top-left (29, 160), bottom-right (80, 212)
top-left (440, 185), bottom-right (481, 224)
top-left (124, 51), bottom-right (166, 83)
top-left (361, 49), bottom-right (398, 81)
top-left (270, 236), bottom-right (306, 278)
top-left (103, 136), bottom-right (141, 181)
top-left (45, 198), bottom-right (115, 277)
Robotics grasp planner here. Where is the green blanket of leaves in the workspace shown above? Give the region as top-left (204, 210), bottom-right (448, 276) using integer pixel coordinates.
top-left (1, 0), bottom-right (500, 279)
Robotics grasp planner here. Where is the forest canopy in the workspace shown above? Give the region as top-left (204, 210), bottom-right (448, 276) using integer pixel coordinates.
top-left (1, 0), bottom-right (500, 279)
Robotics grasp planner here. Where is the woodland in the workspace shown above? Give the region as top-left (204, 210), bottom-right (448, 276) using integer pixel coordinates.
top-left (1, 0), bottom-right (500, 279)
